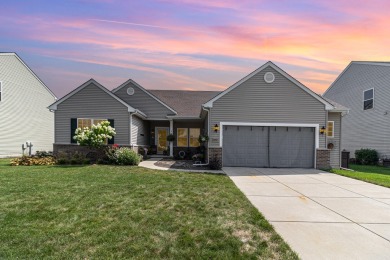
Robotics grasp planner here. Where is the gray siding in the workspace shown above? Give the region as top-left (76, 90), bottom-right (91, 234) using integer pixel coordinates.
top-left (131, 115), bottom-right (149, 145)
top-left (114, 82), bottom-right (174, 118)
top-left (209, 67), bottom-right (327, 149)
top-left (0, 54), bottom-right (55, 157)
top-left (328, 112), bottom-right (341, 168)
top-left (324, 63), bottom-right (390, 157)
top-left (55, 83), bottom-right (130, 145)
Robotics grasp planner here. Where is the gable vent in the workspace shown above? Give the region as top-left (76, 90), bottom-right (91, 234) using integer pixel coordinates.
top-left (264, 72), bottom-right (275, 83)
top-left (127, 87), bottom-right (135, 95)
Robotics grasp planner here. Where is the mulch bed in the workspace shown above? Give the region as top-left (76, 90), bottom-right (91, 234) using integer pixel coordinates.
top-left (154, 158), bottom-right (210, 170)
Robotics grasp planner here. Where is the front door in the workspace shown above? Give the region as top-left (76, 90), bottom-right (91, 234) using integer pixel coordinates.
top-left (156, 127), bottom-right (169, 154)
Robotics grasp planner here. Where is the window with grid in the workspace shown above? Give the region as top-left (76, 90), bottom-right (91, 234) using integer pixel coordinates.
top-left (177, 128), bottom-right (188, 147)
top-left (363, 89), bottom-right (374, 110)
top-left (189, 128), bottom-right (200, 147)
top-left (327, 121), bottom-right (334, 138)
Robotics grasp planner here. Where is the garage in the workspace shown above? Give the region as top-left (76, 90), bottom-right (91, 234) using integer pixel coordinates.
top-left (222, 125), bottom-right (315, 168)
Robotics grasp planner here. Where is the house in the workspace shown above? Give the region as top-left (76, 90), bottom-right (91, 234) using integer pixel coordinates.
top-left (49, 61), bottom-right (347, 168)
top-left (0, 53), bottom-right (57, 157)
top-left (323, 61), bottom-right (390, 158)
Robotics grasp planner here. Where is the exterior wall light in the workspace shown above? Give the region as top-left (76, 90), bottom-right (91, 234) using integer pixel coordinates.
top-left (320, 126), bottom-right (326, 135)
top-left (213, 124), bottom-right (220, 133)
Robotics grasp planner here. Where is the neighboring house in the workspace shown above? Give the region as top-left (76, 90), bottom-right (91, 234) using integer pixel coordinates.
top-left (324, 61), bottom-right (390, 158)
top-left (49, 61), bottom-right (347, 168)
top-left (0, 53), bottom-right (57, 157)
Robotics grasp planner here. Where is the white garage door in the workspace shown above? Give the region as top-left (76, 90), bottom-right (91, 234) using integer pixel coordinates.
top-left (222, 126), bottom-right (315, 168)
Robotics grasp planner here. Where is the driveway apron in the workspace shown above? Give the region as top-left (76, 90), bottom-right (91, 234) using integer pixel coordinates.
top-left (225, 167), bottom-right (390, 259)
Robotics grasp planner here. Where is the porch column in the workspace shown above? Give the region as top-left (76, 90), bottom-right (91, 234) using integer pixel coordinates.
top-left (169, 119), bottom-right (174, 157)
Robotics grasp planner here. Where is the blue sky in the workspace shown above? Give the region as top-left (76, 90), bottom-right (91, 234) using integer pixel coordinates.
top-left (1, 0), bottom-right (389, 97)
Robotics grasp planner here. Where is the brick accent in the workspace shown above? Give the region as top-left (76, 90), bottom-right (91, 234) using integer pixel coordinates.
top-left (53, 144), bottom-right (133, 162)
top-left (209, 147), bottom-right (222, 164)
top-left (316, 148), bottom-right (331, 170)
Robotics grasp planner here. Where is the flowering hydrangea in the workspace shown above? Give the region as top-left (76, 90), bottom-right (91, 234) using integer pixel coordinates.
top-left (73, 121), bottom-right (116, 148)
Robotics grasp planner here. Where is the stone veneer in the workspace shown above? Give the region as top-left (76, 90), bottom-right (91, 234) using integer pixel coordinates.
top-left (208, 147), bottom-right (222, 164)
top-left (316, 148), bottom-right (331, 170)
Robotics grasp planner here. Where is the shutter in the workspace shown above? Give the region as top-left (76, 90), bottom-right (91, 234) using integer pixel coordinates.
top-left (70, 118), bottom-right (77, 143)
top-left (108, 119), bottom-right (115, 144)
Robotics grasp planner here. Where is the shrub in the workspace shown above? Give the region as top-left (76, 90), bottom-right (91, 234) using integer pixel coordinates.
top-left (35, 151), bottom-right (53, 158)
top-left (73, 120), bottom-right (116, 148)
top-left (355, 148), bottom-right (378, 165)
top-left (106, 147), bottom-right (141, 166)
top-left (10, 156), bottom-right (57, 166)
top-left (209, 154), bottom-right (222, 170)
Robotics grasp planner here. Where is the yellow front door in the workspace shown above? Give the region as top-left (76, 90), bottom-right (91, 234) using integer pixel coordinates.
top-left (157, 128), bottom-right (168, 154)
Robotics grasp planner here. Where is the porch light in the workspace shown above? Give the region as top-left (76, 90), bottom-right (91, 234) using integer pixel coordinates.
top-left (320, 126), bottom-right (326, 135)
top-left (213, 124), bottom-right (220, 133)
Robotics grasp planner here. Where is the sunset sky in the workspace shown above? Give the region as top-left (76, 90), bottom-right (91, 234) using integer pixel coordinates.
top-left (1, 0), bottom-right (389, 98)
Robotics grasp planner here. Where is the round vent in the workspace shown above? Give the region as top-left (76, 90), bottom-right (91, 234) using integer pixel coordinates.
top-left (264, 72), bottom-right (275, 83)
top-left (127, 87), bottom-right (135, 95)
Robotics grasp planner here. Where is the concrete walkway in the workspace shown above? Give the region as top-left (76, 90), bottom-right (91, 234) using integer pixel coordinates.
top-left (224, 167), bottom-right (390, 259)
top-left (139, 158), bottom-right (224, 174)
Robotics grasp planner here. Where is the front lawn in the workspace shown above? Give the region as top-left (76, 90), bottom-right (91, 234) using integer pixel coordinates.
top-left (331, 164), bottom-right (390, 188)
top-left (0, 159), bottom-right (297, 259)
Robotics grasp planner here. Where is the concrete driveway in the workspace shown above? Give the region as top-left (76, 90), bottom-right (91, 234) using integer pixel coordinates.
top-left (224, 167), bottom-right (390, 259)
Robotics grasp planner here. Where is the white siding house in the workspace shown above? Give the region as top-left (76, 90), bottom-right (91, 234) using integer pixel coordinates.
top-left (0, 53), bottom-right (56, 157)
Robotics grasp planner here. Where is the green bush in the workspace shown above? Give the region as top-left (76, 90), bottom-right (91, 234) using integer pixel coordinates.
top-left (106, 147), bottom-right (141, 166)
top-left (355, 148), bottom-right (378, 165)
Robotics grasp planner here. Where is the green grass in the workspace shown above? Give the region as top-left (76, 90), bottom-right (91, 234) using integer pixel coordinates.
top-left (331, 164), bottom-right (390, 188)
top-left (0, 159), bottom-right (297, 259)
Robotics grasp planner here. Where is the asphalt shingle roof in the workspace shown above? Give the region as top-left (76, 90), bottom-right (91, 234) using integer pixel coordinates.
top-left (148, 90), bottom-right (220, 117)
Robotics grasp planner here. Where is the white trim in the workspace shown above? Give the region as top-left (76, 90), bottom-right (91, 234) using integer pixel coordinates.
top-left (155, 127), bottom-right (169, 154)
top-left (327, 121), bottom-right (335, 138)
top-left (130, 113), bottom-right (133, 144)
top-left (166, 116), bottom-right (202, 120)
top-left (112, 79), bottom-right (177, 115)
top-left (48, 79), bottom-right (138, 113)
top-left (203, 61), bottom-right (334, 110)
top-left (0, 81), bottom-right (2, 102)
top-left (0, 53), bottom-right (57, 99)
top-left (219, 122), bottom-right (319, 168)
top-left (363, 88), bottom-right (374, 110)
top-left (169, 120), bottom-right (173, 157)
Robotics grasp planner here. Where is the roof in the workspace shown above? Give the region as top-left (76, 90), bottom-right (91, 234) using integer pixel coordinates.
top-left (112, 79), bottom-right (178, 115)
top-left (0, 52), bottom-right (57, 99)
top-left (48, 79), bottom-right (146, 117)
top-left (323, 61), bottom-right (390, 96)
top-left (149, 90), bottom-right (220, 117)
top-left (322, 97), bottom-right (349, 112)
top-left (203, 61), bottom-right (335, 110)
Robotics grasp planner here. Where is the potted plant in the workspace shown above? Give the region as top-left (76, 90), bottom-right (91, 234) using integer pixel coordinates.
top-left (198, 134), bottom-right (209, 144)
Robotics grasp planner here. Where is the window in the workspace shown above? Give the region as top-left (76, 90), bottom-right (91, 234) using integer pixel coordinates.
top-left (0, 81), bottom-right (2, 101)
top-left (77, 118), bottom-right (107, 129)
top-left (177, 128), bottom-right (188, 147)
top-left (189, 128), bottom-right (200, 147)
top-left (363, 89), bottom-right (374, 110)
top-left (327, 121), bottom-right (334, 138)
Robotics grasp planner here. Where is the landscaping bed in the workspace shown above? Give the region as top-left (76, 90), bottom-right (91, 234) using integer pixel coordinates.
top-left (0, 158), bottom-right (297, 259)
top-left (154, 158), bottom-right (210, 171)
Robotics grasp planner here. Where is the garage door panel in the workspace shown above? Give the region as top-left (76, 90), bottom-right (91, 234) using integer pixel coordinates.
top-left (269, 127), bottom-right (314, 168)
top-left (223, 126), bottom-right (268, 167)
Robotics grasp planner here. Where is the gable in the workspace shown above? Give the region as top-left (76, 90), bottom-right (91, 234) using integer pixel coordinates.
top-left (214, 66), bottom-right (327, 115)
top-left (204, 62), bottom-right (333, 110)
top-left (0, 53), bottom-right (56, 100)
top-left (113, 80), bottom-right (176, 118)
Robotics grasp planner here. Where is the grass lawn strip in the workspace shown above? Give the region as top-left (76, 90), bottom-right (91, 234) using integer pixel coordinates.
top-left (0, 159), bottom-right (297, 259)
top-left (331, 164), bottom-right (390, 188)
